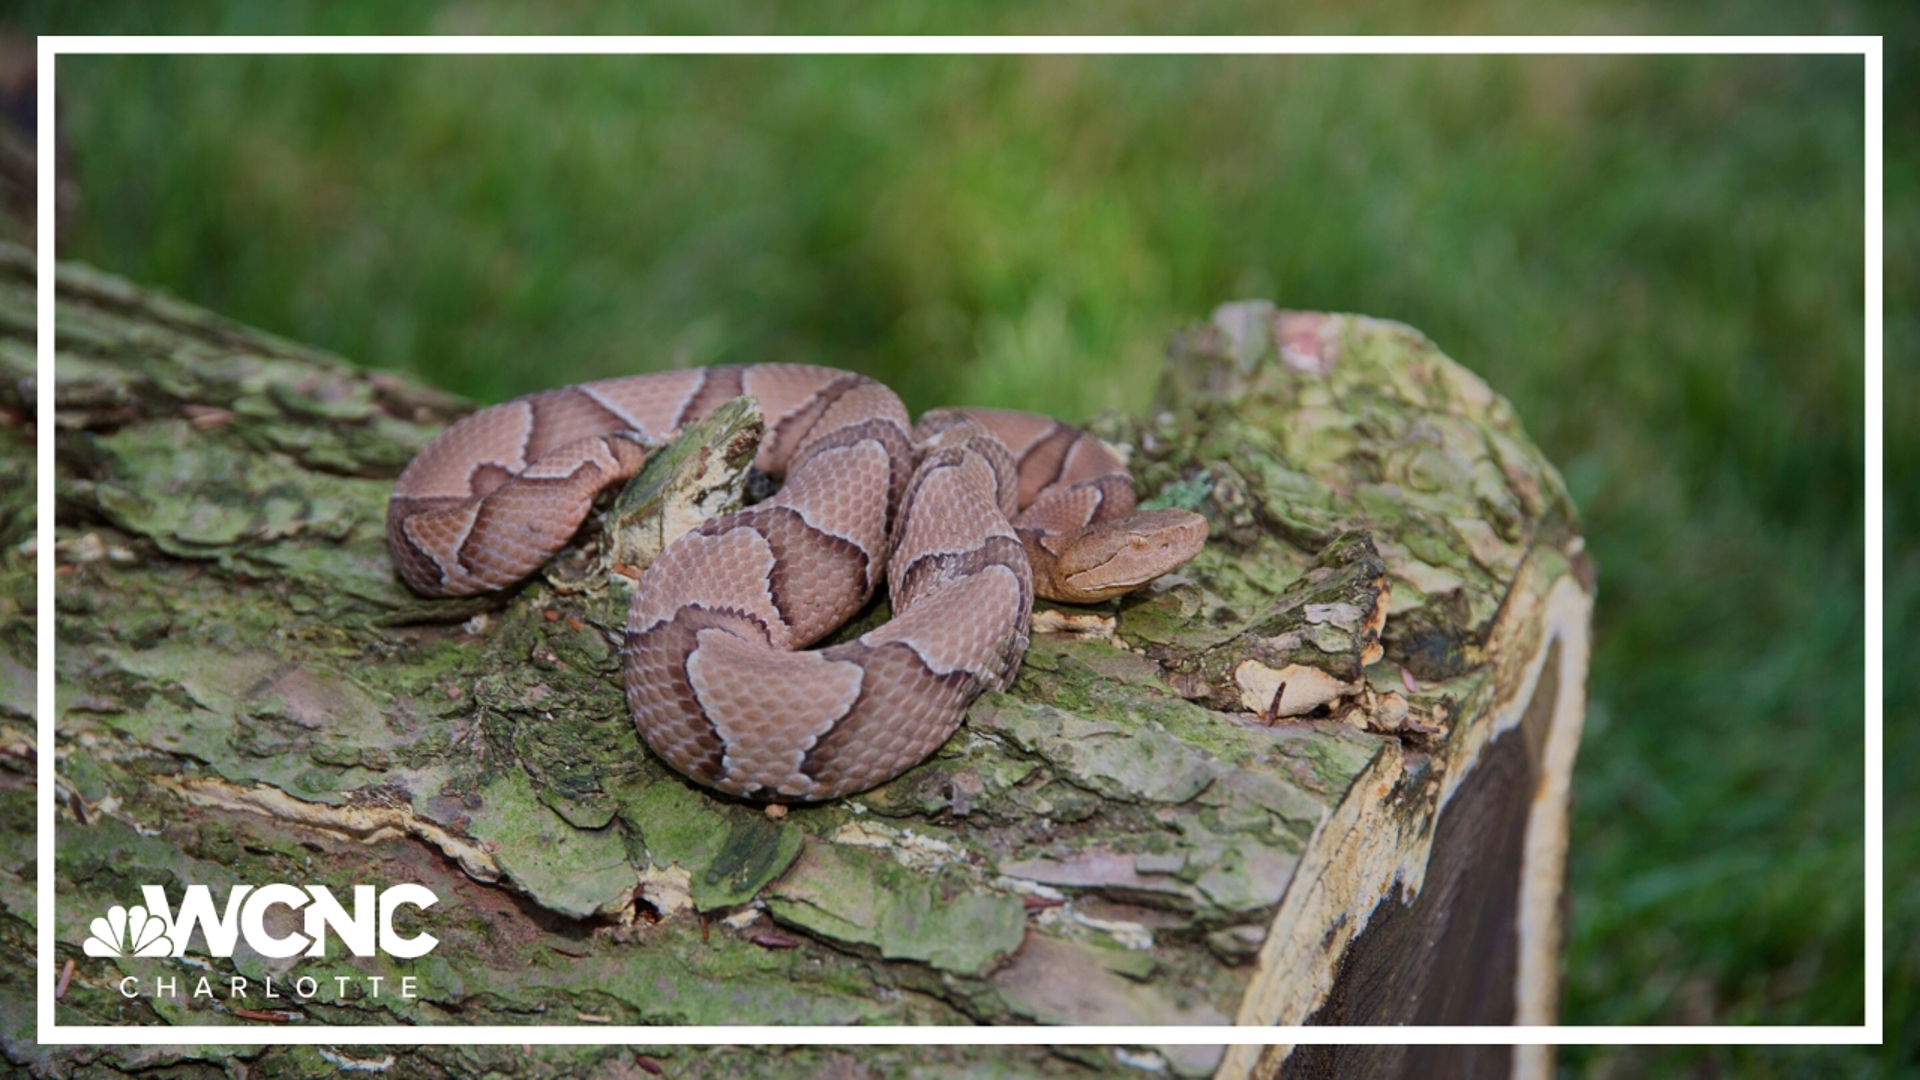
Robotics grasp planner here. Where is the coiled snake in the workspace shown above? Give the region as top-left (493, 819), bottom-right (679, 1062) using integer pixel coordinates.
top-left (388, 364), bottom-right (1208, 801)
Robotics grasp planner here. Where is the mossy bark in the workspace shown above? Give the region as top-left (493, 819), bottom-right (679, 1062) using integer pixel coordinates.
top-left (12, 243), bottom-right (1593, 1080)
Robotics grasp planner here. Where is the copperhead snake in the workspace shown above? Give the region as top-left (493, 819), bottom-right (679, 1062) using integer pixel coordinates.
top-left (388, 364), bottom-right (1208, 801)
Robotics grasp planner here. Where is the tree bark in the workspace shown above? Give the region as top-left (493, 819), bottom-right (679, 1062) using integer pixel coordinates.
top-left (15, 242), bottom-right (1592, 1079)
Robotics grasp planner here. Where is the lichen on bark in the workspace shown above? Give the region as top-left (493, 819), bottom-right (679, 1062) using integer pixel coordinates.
top-left (0, 242), bottom-right (37, 1069)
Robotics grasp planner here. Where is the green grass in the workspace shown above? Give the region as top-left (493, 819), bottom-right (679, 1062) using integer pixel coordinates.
top-left (1878, 9), bottom-right (1920, 1079)
top-left (24, 3), bottom-right (1896, 1073)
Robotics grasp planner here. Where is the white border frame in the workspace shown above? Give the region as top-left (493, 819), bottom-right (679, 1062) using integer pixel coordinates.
top-left (34, 34), bottom-right (1882, 1050)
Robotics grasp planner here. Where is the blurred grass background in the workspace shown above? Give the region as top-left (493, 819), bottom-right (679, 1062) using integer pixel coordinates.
top-left (21, 1), bottom-right (1900, 1075)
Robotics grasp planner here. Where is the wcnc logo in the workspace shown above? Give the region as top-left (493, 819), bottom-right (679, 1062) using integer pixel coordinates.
top-left (83, 884), bottom-right (439, 960)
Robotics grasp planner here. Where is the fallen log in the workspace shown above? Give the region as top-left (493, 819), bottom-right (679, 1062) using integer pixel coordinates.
top-left (20, 242), bottom-right (1591, 1079)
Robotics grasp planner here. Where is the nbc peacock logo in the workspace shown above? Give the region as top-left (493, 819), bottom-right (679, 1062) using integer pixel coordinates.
top-left (83, 904), bottom-right (174, 958)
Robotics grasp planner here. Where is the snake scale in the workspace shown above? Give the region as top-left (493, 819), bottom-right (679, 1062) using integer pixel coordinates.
top-left (388, 364), bottom-right (1208, 801)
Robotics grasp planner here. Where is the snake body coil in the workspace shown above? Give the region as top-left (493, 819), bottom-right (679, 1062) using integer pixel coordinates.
top-left (388, 364), bottom-right (1207, 801)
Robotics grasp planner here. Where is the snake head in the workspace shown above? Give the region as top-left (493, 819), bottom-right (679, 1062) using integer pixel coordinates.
top-left (1046, 508), bottom-right (1210, 604)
